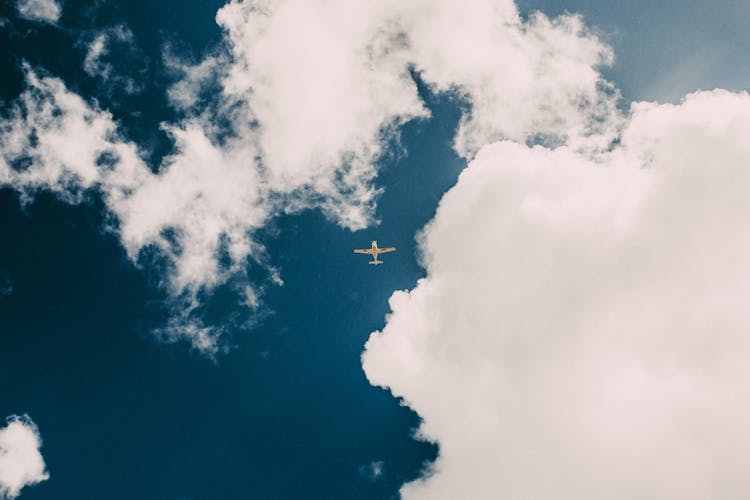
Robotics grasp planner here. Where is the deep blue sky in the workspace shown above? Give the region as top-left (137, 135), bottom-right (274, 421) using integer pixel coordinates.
top-left (2, 0), bottom-right (749, 498)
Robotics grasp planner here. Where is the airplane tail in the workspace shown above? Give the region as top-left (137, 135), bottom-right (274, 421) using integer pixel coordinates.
top-left (369, 260), bottom-right (382, 265)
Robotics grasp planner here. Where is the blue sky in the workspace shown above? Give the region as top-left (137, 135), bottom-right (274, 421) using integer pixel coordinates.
top-left (518, 0), bottom-right (750, 102)
top-left (3, 1), bottom-right (750, 499)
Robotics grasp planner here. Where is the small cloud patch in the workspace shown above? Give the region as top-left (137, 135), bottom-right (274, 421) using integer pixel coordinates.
top-left (0, 415), bottom-right (49, 499)
top-left (358, 460), bottom-right (384, 482)
top-left (15, 0), bottom-right (61, 24)
top-left (82, 25), bottom-right (149, 97)
top-left (0, 272), bottom-right (12, 298)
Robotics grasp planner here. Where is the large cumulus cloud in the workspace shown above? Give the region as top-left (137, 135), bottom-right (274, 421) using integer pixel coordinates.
top-left (363, 89), bottom-right (750, 499)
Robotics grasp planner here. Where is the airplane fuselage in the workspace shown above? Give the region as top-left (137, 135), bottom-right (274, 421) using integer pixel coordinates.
top-left (370, 241), bottom-right (382, 264)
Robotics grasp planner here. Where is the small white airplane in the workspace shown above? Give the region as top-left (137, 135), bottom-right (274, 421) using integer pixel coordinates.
top-left (354, 241), bottom-right (396, 265)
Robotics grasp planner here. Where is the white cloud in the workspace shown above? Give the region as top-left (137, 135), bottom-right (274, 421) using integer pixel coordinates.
top-left (0, 416), bottom-right (49, 499)
top-left (84, 34), bottom-right (108, 75)
top-left (82, 25), bottom-right (146, 96)
top-left (214, 0), bottom-right (428, 228)
top-left (0, 67), bottom-right (265, 353)
top-left (0, 67), bottom-right (148, 204)
top-left (401, 0), bottom-right (619, 156)
top-left (213, 0), bottom-right (617, 171)
top-left (363, 89), bottom-right (750, 499)
top-left (164, 51), bottom-right (225, 111)
top-left (16, 0), bottom-right (61, 24)
top-left (358, 460), bottom-right (384, 481)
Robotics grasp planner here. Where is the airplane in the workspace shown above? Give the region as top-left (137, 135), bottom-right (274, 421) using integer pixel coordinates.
top-left (354, 241), bottom-right (396, 265)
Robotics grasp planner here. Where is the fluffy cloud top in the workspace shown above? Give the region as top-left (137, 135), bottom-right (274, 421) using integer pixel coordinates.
top-left (0, 416), bottom-right (49, 499)
top-left (215, 0), bottom-right (428, 229)
top-left (15, 0), bottom-right (61, 24)
top-left (401, 0), bottom-right (618, 156)
top-left (215, 0), bottom-right (617, 164)
top-left (363, 89), bottom-right (750, 499)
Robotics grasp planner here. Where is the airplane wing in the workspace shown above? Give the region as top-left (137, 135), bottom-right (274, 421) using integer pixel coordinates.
top-left (354, 249), bottom-right (375, 254)
top-left (376, 247), bottom-right (396, 254)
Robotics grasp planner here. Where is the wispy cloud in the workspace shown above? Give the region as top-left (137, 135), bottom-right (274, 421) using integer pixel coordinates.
top-left (0, 271), bottom-right (12, 298)
top-left (15, 0), bottom-right (61, 24)
top-left (82, 24), bottom-right (148, 97)
top-left (358, 460), bottom-right (384, 482)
